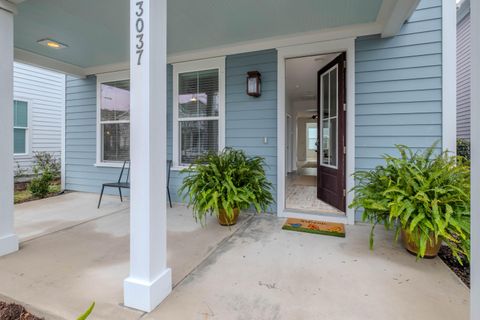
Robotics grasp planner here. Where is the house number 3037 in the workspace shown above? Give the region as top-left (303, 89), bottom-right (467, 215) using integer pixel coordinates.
top-left (135, 1), bottom-right (144, 66)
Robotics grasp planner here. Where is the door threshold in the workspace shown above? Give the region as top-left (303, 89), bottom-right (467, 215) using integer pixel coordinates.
top-left (280, 210), bottom-right (348, 225)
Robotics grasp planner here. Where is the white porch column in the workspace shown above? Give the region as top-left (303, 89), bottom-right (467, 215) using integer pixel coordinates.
top-left (471, 0), bottom-right (479, 319)
top-left (124, 0), bottom-right (171, 312)
top-left (0, 4), bottom-right (19, 257)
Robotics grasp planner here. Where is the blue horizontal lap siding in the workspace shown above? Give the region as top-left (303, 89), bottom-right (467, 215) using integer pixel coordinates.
top-left (65, 75), bottom-right (125, 195)
top-left (168, 50), bottom-right (278, 210)
top-left (354, 0), bottom-right (443, 219)
top-left (225, 50), bottom-right (277, 212)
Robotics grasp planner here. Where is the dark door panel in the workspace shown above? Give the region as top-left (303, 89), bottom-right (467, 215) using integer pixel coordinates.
top-left (317, 53), bottom-right (346, 211)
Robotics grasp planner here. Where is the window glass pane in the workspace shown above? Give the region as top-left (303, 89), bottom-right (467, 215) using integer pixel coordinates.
top-left (330, 119), bottom-right (337, 167)
top-left (322, 74), bottom-right (329, 119)
top-left (330, 68), bottom-right (337, 118)
top-left (307, 126), bottom-right (317, 150)
top-left (321, 120), bottom-right (329, 165)
top-left (102, 123), bottom-right (130, 161)
top-left (100, 80), bottom-right (130, 121)
top-left (14, 100), bottom-right (28, 127)
top-left (179, 69), bottom-right (219, 118)
top-left (180, 120), bottom-right (218, 164)
top-left (14, 128), bottom-right (26, 154)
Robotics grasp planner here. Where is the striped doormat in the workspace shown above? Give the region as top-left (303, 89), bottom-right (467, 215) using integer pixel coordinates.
top-left (282, 218), bottom-right (345, 237)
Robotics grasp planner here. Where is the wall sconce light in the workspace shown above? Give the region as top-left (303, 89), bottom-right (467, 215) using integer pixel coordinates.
top-left (246, 71), bottom-right (261, 97)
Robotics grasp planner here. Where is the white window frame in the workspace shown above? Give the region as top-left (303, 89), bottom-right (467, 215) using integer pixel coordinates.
top-left (95, 70), bottom-right (130, 168)
top-left (172, 57), bottom-right (226, 170)
top-left (13, 98), bottom-right (32, 157)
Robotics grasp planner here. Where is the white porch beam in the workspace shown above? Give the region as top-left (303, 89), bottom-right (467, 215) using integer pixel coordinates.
top-left (471, 0), bottom-right (479, 318)
top-left (379, 0), bottom-right (420, 38)
top-left (124, 0), bottom-right (171, 313)
top-left (14, 48), bottom-right (87, 78)
top-left (0, 5), bottom-right (19, 256)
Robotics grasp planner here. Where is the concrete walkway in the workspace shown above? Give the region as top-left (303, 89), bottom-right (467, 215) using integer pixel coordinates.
top-left (0, 193), bottom-right (470, 319)
top-left (1, 193), bottom-right (248, 319)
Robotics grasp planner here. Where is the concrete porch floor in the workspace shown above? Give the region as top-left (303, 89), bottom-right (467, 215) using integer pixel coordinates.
top-left (0, 192), bottom-right (470, 319)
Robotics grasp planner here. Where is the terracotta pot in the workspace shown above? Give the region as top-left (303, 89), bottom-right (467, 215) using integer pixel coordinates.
top-left (218, 208), bottom-right (239, 226)
top-left (401, 228), bottom-right (442, 258)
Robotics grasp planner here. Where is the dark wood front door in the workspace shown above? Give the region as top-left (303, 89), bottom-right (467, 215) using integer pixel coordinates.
top-left (317, 53), bottom-right (346, 211)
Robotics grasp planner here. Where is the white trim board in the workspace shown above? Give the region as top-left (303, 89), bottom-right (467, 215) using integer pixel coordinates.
top-left (277, 38), bottom-right (356, 225)
top-left (14, 48), bottom-right (86, 78)
top-left (171, 57), bottom-right (226, 170)
top-left (61, 74), bottom-right (66, 190)
top-left (0, 0), bottom-right (17, 14)
top-left (380, 0), bottom-right (421, 37)
top-left (470, 0), bottom-right (479, 319)
top-left (442, 0), bottom-right (457, 154)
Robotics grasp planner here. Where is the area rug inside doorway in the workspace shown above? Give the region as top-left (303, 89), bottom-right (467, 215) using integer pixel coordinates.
top-left (282, 218), bottom-right (345, 237)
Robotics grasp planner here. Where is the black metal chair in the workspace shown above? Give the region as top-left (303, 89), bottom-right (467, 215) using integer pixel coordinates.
top-left (98, 160), bottom-right (130, 208)
top-left (97, 160), bottom-right (173, 208)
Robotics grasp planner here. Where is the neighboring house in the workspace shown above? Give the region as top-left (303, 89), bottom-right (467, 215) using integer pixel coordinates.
top-left (13, 62), bottom-right (65, 177)
top-left (457, 0), bottom-right (471, 141)
top-left (63, 0), bottom-right (449, 224)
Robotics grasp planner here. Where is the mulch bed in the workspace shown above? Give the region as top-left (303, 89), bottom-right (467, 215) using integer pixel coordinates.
top-left (438, 246), bottom-right (470, 288)
top-left (0, 302), bottom-right (43, 320)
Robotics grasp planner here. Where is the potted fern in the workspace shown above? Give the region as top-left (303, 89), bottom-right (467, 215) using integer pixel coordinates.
top-left (350, 143), bottom-right (470, 262)
top-left (179, 148), bottom-right (274, 226)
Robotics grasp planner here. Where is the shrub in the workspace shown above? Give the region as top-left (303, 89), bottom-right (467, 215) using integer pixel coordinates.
top-left (32, 152), bottom-right (61, 179)
top-left (29, 167), bottom-right (54, 198)
top-left (350, 143), bottom-right (470, 263)
top-left (457, 138), bottom-right (470, 160)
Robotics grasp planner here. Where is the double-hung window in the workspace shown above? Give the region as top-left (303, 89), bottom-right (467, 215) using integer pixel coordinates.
top-left (96, 71), bottom-right (130, 166)
top-left (173, 57), bottom-right (225, 168)
top-left (13, 100), bottom-right (29, 155)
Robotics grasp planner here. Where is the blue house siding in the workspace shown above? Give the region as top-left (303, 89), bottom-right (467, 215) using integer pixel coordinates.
top-left (65, 75), bottom-right (123, 194)
top-left (354, 0), bottom-right (442, 172)
top-left (225, 50), bottom-right (278, 211)
top-left (167, 50), bottom-right (278, 207)
top-left (64, 0), bottom-right (443, 219)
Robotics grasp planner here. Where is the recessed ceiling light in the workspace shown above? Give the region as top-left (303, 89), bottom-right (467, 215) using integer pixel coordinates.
top-left (37, 38), bottom-right (68, 49)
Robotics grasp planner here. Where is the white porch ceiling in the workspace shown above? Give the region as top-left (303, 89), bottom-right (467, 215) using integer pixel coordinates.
top-left (11, 0), bottom-right (419, 74)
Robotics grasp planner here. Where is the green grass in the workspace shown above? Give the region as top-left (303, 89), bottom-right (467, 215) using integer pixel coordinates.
top-left (14, 183), bottom-right (61, 204)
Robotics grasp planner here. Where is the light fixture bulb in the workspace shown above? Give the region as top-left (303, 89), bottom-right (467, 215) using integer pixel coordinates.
top-left (37, 38), bottom-right (68, 50)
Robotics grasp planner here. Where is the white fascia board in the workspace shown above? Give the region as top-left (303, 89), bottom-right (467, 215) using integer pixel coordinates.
top-left (0, 0), bottom-right (17, 14)
top-left (380, 0), bottom-right (421, 38)
top-left (14, 48), bottom-right (87, 78)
